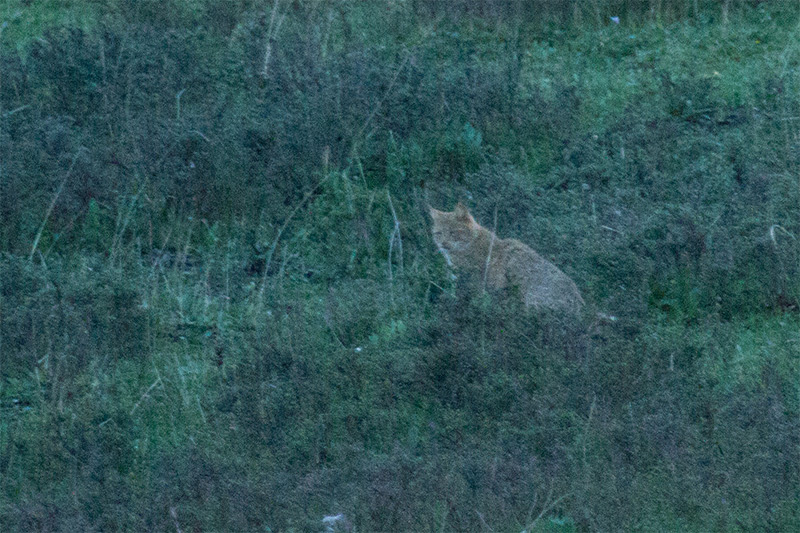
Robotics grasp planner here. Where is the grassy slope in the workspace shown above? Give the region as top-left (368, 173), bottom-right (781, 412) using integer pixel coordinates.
top-left (1, 2), bottom-right (799, 531)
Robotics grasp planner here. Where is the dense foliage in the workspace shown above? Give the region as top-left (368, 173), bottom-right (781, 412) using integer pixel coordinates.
top-left (1, 1), bottom-right (798, 531)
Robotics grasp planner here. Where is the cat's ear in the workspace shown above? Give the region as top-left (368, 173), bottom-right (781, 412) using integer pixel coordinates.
top-left (454, 203), bottom-right (475, 224)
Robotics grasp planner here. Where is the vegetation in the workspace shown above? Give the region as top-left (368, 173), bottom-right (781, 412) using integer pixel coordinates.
top-left (1, 0), bottom-right (798, 530)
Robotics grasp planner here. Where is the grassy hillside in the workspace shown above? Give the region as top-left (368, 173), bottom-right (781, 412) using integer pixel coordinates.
top-left (1, 1), bottom-right (798, 531)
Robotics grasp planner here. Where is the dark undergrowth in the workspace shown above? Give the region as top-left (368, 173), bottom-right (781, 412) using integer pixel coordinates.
top-left (1, 1), bottom-right (798, 531)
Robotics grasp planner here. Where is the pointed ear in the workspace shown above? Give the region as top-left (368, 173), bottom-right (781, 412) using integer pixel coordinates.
top-left (428, 205), bottom-right (440, 218)
top-left (454, 202), bottom-right (473, 223)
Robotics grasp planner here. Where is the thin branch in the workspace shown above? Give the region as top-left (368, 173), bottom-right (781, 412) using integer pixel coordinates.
top-left (261, 0), bottom-right (287, 79)
top-left (175, 89), bottom-right (186, 121)
top-left (600, 225), bottom-right (624, 235)
top-left (769, 224), bottom-right (796, 249)
top-left (170, 506), bottom-right (183, 533)
top-left (352, 51), bottom-right (411, 154)
top-left (130, 377), bottom-right (163, 416)
top-left (109, 188), bottom-right (142, 263)
top-left (582, 394), bottom-right (597, 468)
top-left (30, 148), bottom-right (86, 261)
top-left (260, 174), bottom-right (332, 296)
top-left (475, 510), bottom-right (494, 532)
top-left (482, 206), bottom-right (498, 294)
top-left (524, 490), bottom-right (573, 531)
top-left (387, 190), bottom-right (403, 276)
top-left (2, 105), bottom-right (30, 118)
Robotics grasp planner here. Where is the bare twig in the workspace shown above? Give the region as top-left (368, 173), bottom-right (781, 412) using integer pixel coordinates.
top-left (387, 190), bottom-right (404, 279)
top-left (600, 225), bottom-right (624, 235)
top-left (582, 394), bottom-right (596, 468)
top-left (175, 88), bottom-right (186, 121)
top-left (476, 510), bottom-right (494, 532)
top-left (109, 188), bottom-right (142, 263)
top-left (130, 377), bottom-right (163, 416)
top-left (261, 0), bottom-right (287, 79)
top-left (170, 506), bottom-right (183, 533)
top-left (523, 489), bottom-right (572, 531)
top-left (260, 174), bottom-right (332, 296)
top-left (2, 105), bottom-right (30, 118)
top-left (482, 206), bottom-right (498, 294)
top-left (388, 230), bottom-right (396, 286)
top-left (352, 51), bottom-right (411, 155)
top-left (523, 487), bottom-right (540, 526)
top-left (769, 224), bottom-right (796, 249)
top-left (30, 148), bottom-right (86, 261)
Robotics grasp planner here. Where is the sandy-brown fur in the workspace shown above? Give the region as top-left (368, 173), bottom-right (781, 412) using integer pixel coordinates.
top-left (429, 203), bottom-right (584, 315)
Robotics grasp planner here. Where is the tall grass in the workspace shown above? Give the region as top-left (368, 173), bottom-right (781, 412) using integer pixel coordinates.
top-left (1, 1), bottom-right (799, 530)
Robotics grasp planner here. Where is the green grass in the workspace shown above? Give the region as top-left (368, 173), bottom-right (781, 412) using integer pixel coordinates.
top-left (1, 1), bottom-right (98, 52)
top-left (1, 1), bottom-right (799, 531)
